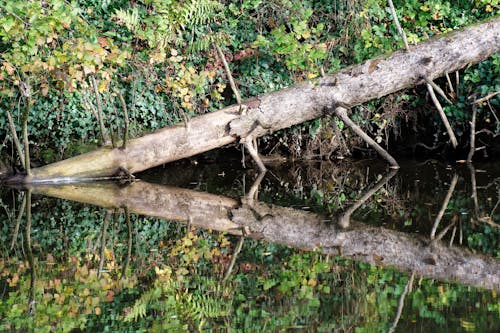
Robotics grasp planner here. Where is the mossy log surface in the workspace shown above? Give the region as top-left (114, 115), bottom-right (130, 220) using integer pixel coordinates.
top-left (9, 17), bottom-right (500, 184)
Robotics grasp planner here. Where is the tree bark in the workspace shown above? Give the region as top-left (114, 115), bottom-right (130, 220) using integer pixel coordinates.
top-left (8, 17), bottom-right (500, 184)
top-left (30, 180), bottom-right (500, 291)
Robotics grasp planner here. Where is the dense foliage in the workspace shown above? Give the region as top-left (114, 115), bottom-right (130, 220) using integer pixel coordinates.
top-left (0, 0), bottom-right (499, 165)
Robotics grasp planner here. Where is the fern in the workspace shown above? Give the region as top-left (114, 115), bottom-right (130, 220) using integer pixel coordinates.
top-left (180, 0), bottom-right (224, 28)
top-left (112, 8), bottom-right (140, 34)
top-left (188, 31), bottom-right (229, 54)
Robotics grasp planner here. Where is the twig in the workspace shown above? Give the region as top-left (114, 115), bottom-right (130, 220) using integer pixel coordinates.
top-left (117, 92), bottom-right (130, 149)
top-left (214, 43), bottom-right (242, 106)
top-left (445, 73), bottom-right (455, 96)
top-left (430, 174), bottom-right (458, 240)
top-left (90, 76), bottom-right (110, 145)
top-left (334, 106), bottom-right (399, 168)
top-left (244, 138), bottom-right (267, 172)
top-left (387, 0), bottom-right (409, 50)
top-left (6, 110), bottom-right (25, 169)
top-left (455, 71), bottom-right (460, 98)
top-left (426, 82), bottom-right (458, 148)
top-left (449, 226), bottom-right (457, 247)
top-left (425, 78), bottom-right (452, 104)
top-left (473, 90), bottom-right (500, 104)
top-left (467, 105), bottom-right (477, 162)
top-left (21, 96), bottom-right (31, 176)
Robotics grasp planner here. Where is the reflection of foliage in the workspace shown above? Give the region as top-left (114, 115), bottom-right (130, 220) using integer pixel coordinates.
top-left (0, 256), bottom-right (137, 332)
top-left (1, 172), bottom-right (499, 332)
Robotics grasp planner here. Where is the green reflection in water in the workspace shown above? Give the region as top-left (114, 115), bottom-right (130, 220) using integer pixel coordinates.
top-left (0, 160), bottom-right (499, 332)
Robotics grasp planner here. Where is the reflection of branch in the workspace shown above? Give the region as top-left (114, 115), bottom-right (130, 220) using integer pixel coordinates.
top-left (467, 165), bottom-right (500, 228)
top-left (245, 170), bottom-right (267, 204)
top-left (121, 207), bottom-right (132, 278)
top-left (98, 210), bottom-right (112, 278)
top-left (223, 236), bottom-right (245, 281)
top-left (335, 168), bottom-right (398, 228)
top-left (467, 105), bottom-right (477, 162)
top-left (25, 190), bottom-right (36, 314)
top-left (11, 193), bottom-right (26, 250)
top-left (430, 174), bottom-right (458, 240)
top-left (388, 272), bottom-right (415, 333)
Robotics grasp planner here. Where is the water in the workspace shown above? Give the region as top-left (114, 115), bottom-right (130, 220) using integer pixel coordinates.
top-left (0, 159), bottom-right (499, 332)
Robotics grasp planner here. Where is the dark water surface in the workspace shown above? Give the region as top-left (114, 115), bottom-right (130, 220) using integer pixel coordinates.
top-left (0, 159), bottom-right (499, 332)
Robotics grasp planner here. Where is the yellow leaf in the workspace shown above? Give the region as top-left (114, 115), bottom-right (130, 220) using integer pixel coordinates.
top-left (104, 248), bottom-right (113, 260)
top-left (94, 307), bottom-right (101, 315)
top-left (82, 64), bottom-right (95, 75)
top-left (179, 87), bottom-right (189, 96)
top-left (307, 72), bottom-right (317, 79)
top-left (3, 62), bottom-right (15, 76)
top-left (98, 80), bottom-right (108, 93)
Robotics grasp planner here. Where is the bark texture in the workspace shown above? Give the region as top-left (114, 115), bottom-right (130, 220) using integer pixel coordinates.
top-left (11, 17), bottom-right (500, 183)
top-left (31, 180), bottom-right (500, 291)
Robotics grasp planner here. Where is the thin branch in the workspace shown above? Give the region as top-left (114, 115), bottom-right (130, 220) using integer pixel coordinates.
top-left (445, 73), bottom-right (455, 96)
top-left (244, 138), bottom-right (267, 172)
top-left (430, 174), bottom-right (458, 240)
top-left (387, 0), bottom-right (409, 50)
top-left (21, 97), bottom-right (31, 176)
top-left (425, 78), bottom-right (452, 104)
top-left (426, 82), bottom-right (458, 148)
top-left (117, 92), bottom-right (130, 149)
top-left (455, 71), bottom-right (460, 98)
top-left (6, 110), bottom-right (25, 169)
top-left (334, 107), bottom-right (399, 168)
top-left (467, 105), bottom-right (477, 162)
top-left (473, 90), bottom-right (500, 104)
top-left (90, 76), bottom-right (110, 145)
top-left (214, 43), bottom-right (242, 106)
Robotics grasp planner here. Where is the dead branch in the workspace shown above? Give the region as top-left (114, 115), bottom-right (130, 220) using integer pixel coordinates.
top-left (426, 82), bottom-right (458, 148)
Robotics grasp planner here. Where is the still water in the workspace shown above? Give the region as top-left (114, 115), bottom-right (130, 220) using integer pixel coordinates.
top-left (0, 159), bottom-right (499, 332)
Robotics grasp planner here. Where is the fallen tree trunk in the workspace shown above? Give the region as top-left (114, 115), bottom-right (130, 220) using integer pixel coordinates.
top-left (9, 17), bottom-right (500, 183)
top-left (30, 180), bottom-right (500, 291)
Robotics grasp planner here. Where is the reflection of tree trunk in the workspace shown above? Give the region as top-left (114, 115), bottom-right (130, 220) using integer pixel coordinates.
top-left (11, 193), bottom-right (26, 249)
top-left (9, 17), bottom-right (500, 183)
top-left (31, 179), bottom-right (500, 290)
top-left (121, 207), bottom-right (133, 278)
top-left (25, 190), bottom-right (36, 314)
top-left (98, 210), bottom-right (112, 278)
top-left (388, 272), bottom-right (415, 333)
